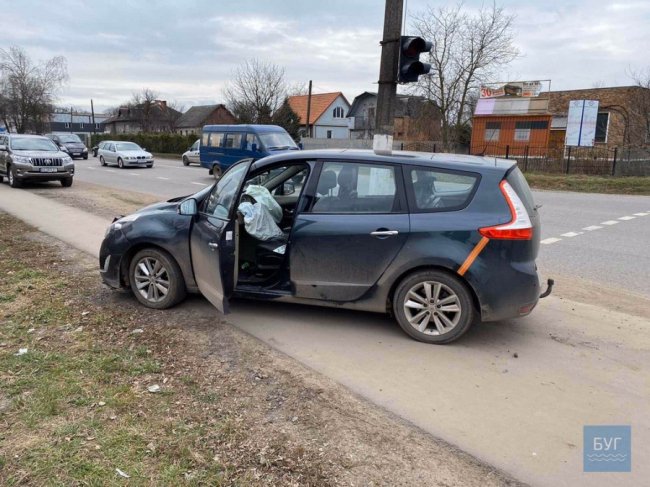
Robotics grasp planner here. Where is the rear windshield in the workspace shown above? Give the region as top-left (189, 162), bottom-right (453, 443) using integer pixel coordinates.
top-left (506, 167), bottom-right (535, 213)
top-left (408, 167), bottom-right (479, 212)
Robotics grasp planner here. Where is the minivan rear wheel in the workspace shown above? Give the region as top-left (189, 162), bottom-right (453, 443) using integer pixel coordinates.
top-left (129, 248), bottom-right (186, 309)
top-left (393, 270), bottom-right (475, 344)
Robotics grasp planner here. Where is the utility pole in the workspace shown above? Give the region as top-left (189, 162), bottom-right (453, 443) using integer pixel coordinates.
top-left (70, 106), bottom-right (74, 133)
top-left (305, 80), bottom-right (313, 138)
top-left (91, 99), bottom-right (96, 134)
top-left (374, 0), bottom-right (403, 154)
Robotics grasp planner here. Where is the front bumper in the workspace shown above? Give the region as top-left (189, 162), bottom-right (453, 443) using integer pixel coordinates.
top-left (124, 159), bottom-right (154, 166)
top-left (99, 226), bottom-right (130, 289)
top-left (67, 148), bottom-right (88, 158)
top-left (15, 167), bottom-right (74, 180)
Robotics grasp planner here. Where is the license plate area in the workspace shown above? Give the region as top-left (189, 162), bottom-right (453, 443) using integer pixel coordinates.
top-left (40, 167), bottom-right (58, 173)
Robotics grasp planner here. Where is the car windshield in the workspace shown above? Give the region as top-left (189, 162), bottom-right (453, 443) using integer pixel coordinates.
top-left (11, 137), bottom-right (59, 151)
top-left (58, 135), bottom-right (82, 143)
top-left (258, 132), bottom-right (298, 150)
top-left (116, 142), bottom-right (142, 151)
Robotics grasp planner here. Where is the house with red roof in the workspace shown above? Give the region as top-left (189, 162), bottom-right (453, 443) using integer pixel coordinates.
top-left (287, 92), bottom-right (350, 139)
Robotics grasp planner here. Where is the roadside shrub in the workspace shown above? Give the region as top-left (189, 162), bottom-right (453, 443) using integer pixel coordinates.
top-left (90, 133), bottom-right (198, 155)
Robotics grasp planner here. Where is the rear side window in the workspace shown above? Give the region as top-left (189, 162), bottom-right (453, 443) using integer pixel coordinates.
top-left (407, 167), bottom-right (479, 212)
top-left (224, 133), bottom-right (242, 149)
top-left (311, 162), bottom-right (399, 214)
top-left (506, 167), bottom-right (535, 213)
top-left (207, 132), bottom-right (224, 147)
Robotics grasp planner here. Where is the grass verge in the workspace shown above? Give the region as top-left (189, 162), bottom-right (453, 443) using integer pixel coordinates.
top-left (524, 172), bottom-right (650, 195)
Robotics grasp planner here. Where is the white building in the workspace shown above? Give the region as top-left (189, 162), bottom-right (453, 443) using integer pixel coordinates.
top-left (288, 92), bottom-right (350, 139)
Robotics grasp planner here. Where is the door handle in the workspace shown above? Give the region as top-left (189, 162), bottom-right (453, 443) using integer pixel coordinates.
top-left (370, 230), bottom-right (399, 237)
top-left (208, 242), bottom-right (219, 249)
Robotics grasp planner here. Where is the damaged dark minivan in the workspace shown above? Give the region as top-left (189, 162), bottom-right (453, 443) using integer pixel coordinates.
top-left (100, 149), bottom-right (550, 344)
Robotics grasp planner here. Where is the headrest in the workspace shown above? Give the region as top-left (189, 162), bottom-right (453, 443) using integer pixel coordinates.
top-left (317, 170), bottom-right (337, 194)
top-left (337, 165), bottom-right (356, 188)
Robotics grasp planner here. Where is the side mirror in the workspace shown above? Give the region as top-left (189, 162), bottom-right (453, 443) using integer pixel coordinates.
top-left (178, 198), bottom-right (198, 216)
top-left (0, 144), bottom-right (7, 151)
top-left (283, 182), bottom-right (295, 195)
top-left (251, 143), bottom-right (257, 152)
top-left (142, 147), bottom-right (147, 151)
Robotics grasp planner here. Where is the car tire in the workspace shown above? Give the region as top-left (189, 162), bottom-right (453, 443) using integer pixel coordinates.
top-left (99, 155), bottom-right (106, 166)
top-left (118, 158), bottom-right (124, 169)
top-left (147, 164), bottom-right (153, 168)
top-left (0, 175), bottom-right (3, 183)
top-left (7, 165), bottom-right (22, 188)
top-left (61, 177), bottom-right (73, 187)
top-left (393, 270), bottom-right (476, 344)
top-left (212, 165), bottom-right (222, 180)
top-left (129, 248), bottom-right (186, 309)
top-left (182, 156), bottom-right (190, 166)
top-left (83, 154), bottom-right (88, 160)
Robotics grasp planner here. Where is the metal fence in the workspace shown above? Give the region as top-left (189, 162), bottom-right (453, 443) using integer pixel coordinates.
top-left (301, 138), bottom-right (650, 177)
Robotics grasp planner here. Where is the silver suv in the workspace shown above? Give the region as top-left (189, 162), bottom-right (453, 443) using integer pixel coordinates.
top-left (0, 133), bottom-right (75, 188)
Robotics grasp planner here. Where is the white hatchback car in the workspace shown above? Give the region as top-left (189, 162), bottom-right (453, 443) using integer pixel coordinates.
top-left (98, 141), bottom-right (154, 169)
top-left (182, 139), bottom-right (200, 166)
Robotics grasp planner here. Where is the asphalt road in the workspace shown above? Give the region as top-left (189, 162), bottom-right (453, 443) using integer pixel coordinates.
top-left (1, 169), bottom-right (649, 486)
top-left (73, 155), bottom-right (650, 296)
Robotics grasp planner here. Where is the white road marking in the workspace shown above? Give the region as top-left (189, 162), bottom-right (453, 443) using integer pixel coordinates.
top-left (601, 220), bottom-right (619, 225)
top-left (633, 212), bottom-right (648, 216)
top-left (130, 173), bottom-right (140, 176)
top-left (105, 170), bottom-right (115, 173)
top-left (86, 167), bottom-right (95, 170)
top-left (561, 231), bottom-right (583, 237)
top-left (582, 225), bottom-right (602, 231)
top-left (541, 238), bottom-right (562, 245)
top-left (157, 177), bottom-right (170, 180)
top-left (191, 182), bottom-right (208, 186)
top-left (618, 216), bottom-right (635, 221)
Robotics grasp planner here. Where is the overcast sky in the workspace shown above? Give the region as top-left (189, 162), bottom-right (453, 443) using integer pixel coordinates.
top-left (2, 0), bottom-right (648, 113)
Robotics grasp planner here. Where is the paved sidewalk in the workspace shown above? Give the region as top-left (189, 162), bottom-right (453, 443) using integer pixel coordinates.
top-left (0, 184), bottom-right (109, 257)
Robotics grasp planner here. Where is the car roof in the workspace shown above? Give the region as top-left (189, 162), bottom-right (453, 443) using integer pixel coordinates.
top-left (253, 149), bottom-right (516, 173)
top-left (203, 124), bottom-right (287, 133)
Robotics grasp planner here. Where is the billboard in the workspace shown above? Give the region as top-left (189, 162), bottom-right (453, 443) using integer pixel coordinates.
top-left (479, 81), bottom-right (543, 99)
top-left (565, 100), bottom-right (599, 147)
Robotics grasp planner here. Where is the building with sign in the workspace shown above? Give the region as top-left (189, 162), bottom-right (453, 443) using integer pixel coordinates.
top-left (470, 84), bottom-right (650, 157)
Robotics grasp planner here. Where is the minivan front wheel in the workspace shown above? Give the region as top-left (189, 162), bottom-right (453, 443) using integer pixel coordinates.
top-left (129, 248), bottom-right (186, 309)
top-left (393, 270), bottom-right (475, 344)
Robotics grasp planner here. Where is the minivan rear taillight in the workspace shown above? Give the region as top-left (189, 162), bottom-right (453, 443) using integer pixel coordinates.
top-left (479, 180), bottom-right (533, 240)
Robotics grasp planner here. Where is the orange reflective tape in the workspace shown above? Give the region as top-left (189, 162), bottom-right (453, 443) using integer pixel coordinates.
top-left (457, 236), bottom-right (490, 276)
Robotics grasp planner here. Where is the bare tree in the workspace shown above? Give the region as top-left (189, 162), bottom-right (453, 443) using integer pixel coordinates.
top-left (130, 88), bottom-right (160, 132)
top-left (629, 68), bottom-right (650, 145)
top-left (410, 3), bottom-right (518, 149)
top-left (0, 46), bottom-right (68, 133)
top-left (223, 59), bottom-right (288, 124)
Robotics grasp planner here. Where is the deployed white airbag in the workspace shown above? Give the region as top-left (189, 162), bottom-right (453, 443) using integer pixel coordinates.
top-left (244, 185), bottom-right (282, 223)
top-left (237, 201), bottom-right (284, 241)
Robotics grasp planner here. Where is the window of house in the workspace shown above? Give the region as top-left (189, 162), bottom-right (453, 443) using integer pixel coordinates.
top-left (80, 123), bottom-right (84, 129)
top-left (484, 122), bottom-right (501, 142)
top-left (326, 130), bottom-right (332, 139)
top-left (223, 133), bottom-right (242, 149)
top-left (333, 106), bottom-right (345, 118)
top-left (595, 112), bottom-right (609, 143)
top-left (64, 122), bottom-right (70, 129)
top-left (514, 121), bottom-right (530, 142)
top-left (311, 162), bottom-right (398, 214)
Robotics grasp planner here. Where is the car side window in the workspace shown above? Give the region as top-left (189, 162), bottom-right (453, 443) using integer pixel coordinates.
top-left (407, 167), bottom-right (479, 212)
top-left (244, 133), bottom-right (259, 151)
top-left (224, 133), bottom-right (243, 149)
top-left (311, 162), bottom-right (398, 214)
top-left (208, 132), bottom-right (224, 147)
top-left (202, 162), bottom-right (249, 219)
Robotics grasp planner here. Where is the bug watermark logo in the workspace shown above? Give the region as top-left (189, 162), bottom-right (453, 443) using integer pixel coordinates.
top-left (583, 425), bottom-right (631, 472)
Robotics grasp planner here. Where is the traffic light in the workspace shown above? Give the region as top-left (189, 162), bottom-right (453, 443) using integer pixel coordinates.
top-left (398, 36), bottom-right (432, 83)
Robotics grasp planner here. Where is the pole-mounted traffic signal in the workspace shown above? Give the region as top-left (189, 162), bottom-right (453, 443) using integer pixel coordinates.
top-left (398, 36), bottom-right (432, 83)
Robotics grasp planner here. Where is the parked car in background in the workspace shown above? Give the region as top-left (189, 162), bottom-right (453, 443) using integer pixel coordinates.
top-left (0, 133), bottom-right (75, 188)
top-left (200, 124), bottom-right (299, 179)
top-left (46, 133), bottom-right (88, 159)
top-left (97, 141), bottom-right (154, 169)
top-left (100, 149), bottom-right (551, 344)
top-left (182, 139), bottom-right (200, 166)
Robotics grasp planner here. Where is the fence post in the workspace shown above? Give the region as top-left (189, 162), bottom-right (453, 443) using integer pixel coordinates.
top-left (433, 143), bottom-right (436, 153)
top-left (611, 147), bottom-right (618, 176)
top-left (566, 146), bottom-right (572, 174)
top-left (524, 146), bottom-right (529, 172)
top-left (400, 142), bottom-right (404, 150)
top-left (505, 145), bottom-right (510, 159)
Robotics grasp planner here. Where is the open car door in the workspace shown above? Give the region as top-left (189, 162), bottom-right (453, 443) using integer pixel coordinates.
top-left (189, 160), bottom-right (252, 313)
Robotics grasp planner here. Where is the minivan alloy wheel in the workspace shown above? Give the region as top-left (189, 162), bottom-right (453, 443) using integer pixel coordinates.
top-left (133, 256), bottom-right (170, 303)
top-left (403, 281), bottom-right (462, 336)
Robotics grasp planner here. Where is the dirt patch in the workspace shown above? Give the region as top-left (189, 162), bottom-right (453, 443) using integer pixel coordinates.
top-left (0, 212), bottom-right (523, 485)
top-left (28, 180), bottom-right (159, 220)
